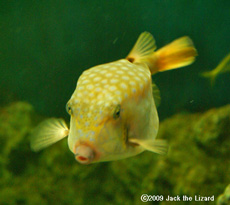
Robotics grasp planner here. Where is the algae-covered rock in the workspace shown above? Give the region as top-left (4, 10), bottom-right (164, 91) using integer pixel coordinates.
top-left (0, 102), bottom-right (229, 204)
top-left (217, 184), bottom-right (230, 205)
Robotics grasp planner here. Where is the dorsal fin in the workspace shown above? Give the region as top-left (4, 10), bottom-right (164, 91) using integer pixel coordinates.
top-left (126, 32), bottom-right (156, 63)
top-left (152, 82), bottom-right (161, 107)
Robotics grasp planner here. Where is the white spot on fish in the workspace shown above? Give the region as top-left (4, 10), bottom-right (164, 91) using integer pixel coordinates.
top-left (127, 64), bottom-right (134, 68)
top-left (117, 96), bottom-right (122, 103)
top-left (89, 92), bottom-right (94, 97)
top-left (128, 71), bottom-right (135, 76)
top-left (87, 113), bottom-right (91, 118)
top-left (95, 87), bottom-right (101, 92)
top-left (78, 129), bottom-right (83, 137)
top-left (83, 90), bottom-right (89, 95)
top-left (132, 88), bottom-right (136, 93)
top-left (113, 100), bottom-right (118, 105)
top-left (109, 86), bottom-right (116, 91)
top-left (110, 67), bottom-right (116, 71)
top-left (105, 102), bottom-right (110, 107)
top-left (97, 94), bottom-right (103, 100)
top-left (129, 81), bottom-right (136, 86)
top-left (82, 80), bottom-right (90, 84)
top-left (115, 90), bottom-right (121, 95)
top-left (111, 79), bottom-right (119, 84)
top-left (139, 84), bottom-right (143, 89)
top-left (80, 76), bottom-right (86, 80)
top-left (122, 76), bottom-right (129, 80)
top-left (93, 77), bottom-right (101, 82)
top-left (89, 73), bottom-right (96, 78)
top-left (138, 72), bottom-right (145, 77)
top-left (97, 100), bottom-right (103, 105)
top-left (101, 79), bottom-right (108, 84)
top-left (100, 70), bottom-right (107, 74)
top-left (85, 122), bottom-right (89, 126)
top-left (84, 99), bottom-right (90, 104)
top-left (77, 93), bottom-right (82, 97)
top-left (134, 76), bottom-right (141, 81)
top-left (116, 70), bottom-right (124, 74)
top-left (120, 83), bottom-right (127, 89)
top-left (121, 67), bottom-right (128, 70)
top-left (106, 73), bottom-right (113, 77)
top-left (77, 86), bottom-right (84, 90)
top-left (107, 96), bottom-right (114, 102)
top-left (87, 84), bottom-right (93, 90)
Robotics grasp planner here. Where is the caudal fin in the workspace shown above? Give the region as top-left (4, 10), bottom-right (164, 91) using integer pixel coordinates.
top-left (153, 37), bottom-right (197, 73)
top-left (126, 32), bottom-right (197, 74)
top-left (200, 53), bottom-right (230, 86)
top-left (200, 70), bottom-right (217, 86)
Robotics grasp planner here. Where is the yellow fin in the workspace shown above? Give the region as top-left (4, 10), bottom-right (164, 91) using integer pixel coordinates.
top-left (129, 138), bottom-right (168, 155)
top-left (153, 36), bottom-right (197, 73)
top-left (126, 31), bottom-right (156, 63)
top-left (30, 118), bottom-right (69, 152)
top-left (200, 53), bottom-right (230, 86)
top-left (152, 82), bottom-right (161, 107)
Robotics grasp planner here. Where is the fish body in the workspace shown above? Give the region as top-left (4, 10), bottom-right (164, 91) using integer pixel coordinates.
top-left (67, 59), bottom-right (157, 162)
top-left (31, 32), bottom-right (197, 164)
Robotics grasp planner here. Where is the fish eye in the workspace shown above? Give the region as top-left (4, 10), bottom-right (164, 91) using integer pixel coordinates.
top-left (66, 103), bottom-right (72, 115)
top-left (113, 105), bottom-right (121, 119)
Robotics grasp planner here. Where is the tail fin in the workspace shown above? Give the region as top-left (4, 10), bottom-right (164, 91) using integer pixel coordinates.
top-left (200, 53), bottom-right (230, 86)
top-left (126, 32), bottom-right (197, 74)
top-left (200, 70), bottom-right (217, 86)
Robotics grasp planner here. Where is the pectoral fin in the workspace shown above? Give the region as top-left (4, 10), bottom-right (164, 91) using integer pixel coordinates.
top-left (30, 118), bottom-right (69, 152)
top-left (129, 138), bottom-right (168, 155)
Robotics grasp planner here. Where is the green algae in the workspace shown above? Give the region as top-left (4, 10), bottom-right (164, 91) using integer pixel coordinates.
top-left (0, 102), bottom-right (229, 204)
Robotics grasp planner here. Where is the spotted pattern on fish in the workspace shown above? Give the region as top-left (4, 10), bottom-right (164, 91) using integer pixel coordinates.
top-left (68, 59), bottom-right (151, 133)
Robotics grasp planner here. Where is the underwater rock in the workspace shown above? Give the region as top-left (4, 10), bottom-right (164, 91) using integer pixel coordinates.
top-left (0, 102), bottom-right (229, 204)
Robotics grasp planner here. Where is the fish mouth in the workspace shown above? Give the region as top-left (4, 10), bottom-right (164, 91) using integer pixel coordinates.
top-left (74, 144), bottom-right (96, 164)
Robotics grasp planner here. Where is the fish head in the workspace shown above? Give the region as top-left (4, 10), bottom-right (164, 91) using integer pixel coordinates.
top-left (67, 59), bottom-right (152, 164)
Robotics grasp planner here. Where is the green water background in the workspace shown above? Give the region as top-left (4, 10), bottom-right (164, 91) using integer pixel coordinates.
top-left (1, 0), bottom-right (230, 120)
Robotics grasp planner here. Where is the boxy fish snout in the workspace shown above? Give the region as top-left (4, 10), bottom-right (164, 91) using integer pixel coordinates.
top-left (75, 145), bottom-right (95, 164)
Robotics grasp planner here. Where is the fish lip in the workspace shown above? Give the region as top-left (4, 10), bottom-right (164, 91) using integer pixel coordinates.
top-left (75, 153), bottom-right (92, 164)
top-left (74, 142), bottom-right (100, 164)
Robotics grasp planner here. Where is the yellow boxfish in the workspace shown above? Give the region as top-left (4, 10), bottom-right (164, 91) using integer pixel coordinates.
top-left (31, 32), bottom-right (197, 164)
